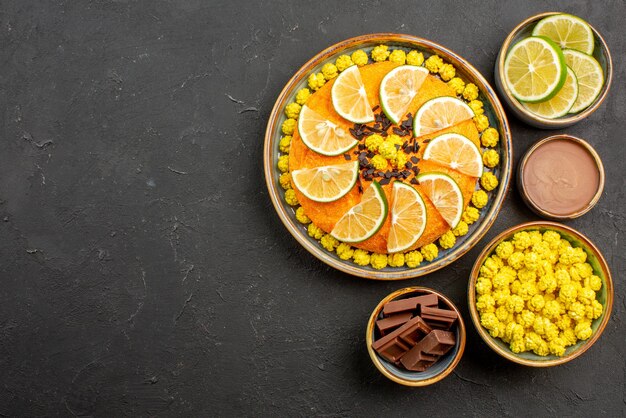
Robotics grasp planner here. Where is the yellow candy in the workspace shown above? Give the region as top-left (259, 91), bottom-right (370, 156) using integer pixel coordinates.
top-left (424, 55), bottom-right (444, 73)
top-left (387, 253), bottom-right (405, 268)
top-left (406, 50), bottom-right (424, 66)
top-left (295, 207), bottom-right (310, 224)
top-left (481, 127), bottom-right (499, 147)
top-left (285, 102), bottom-right (302, 119)
top-left (388, 49), bottom-right (406, 65)
top-left (352, 249), bottom-right (370, 266)
top-left (405, 251), bottom-right (423, 268)
top-left (371, 45), bottom-right (390, 62)
top-left (462, 83), bottom-right (479, 101)
top-left (295, 88), bottom-right (311, 105)
top-left (321, 63), bottom-right (338, 80)
top-left (285, 189), bottom-right (298, 206)
top-left (307, 223), bottom-right (324, 240)
top-left (336, 243), bottom-right (354, 260)
top-left (421, 244), bottom-right (438, 262)
top-left (351, 50), bottom-right (368, 67)
top-left (370, 253), bottom-right (388, 270)
top-left (452, 221), bottom-right (469, 237)
top-left (320, 234), bottom-right (339, 251)
top-left (335, 55), bottom-right (353, 72)
top-left (438, 63), bottom-right (455, 81)
top-left (279, 172), bottom-right (292, 190)
top-left (438, 231), bottom-right (456, 249)
top-left (282, 118), bottom-right (297, 135)
top-left (279, 135), bottom-right (292, 153)
top-left (277, 155), bottom-right (290, 173)
top-left (482, 149), bottom-right (500, 168)
top-left (471, 190), bottom-right (488, 209)
top-left (447, 77), bottom-right (465, 95)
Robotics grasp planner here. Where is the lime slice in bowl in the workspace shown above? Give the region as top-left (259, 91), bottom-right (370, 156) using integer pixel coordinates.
top-left (563, 49), bottom-right (604, 113)
top-left (523, 66), bottom-right (579, 119)
top-left (291, 161), bottom-right (359, 203)
top-left (331, 181), bottom-right (388, 243)
top-left (532, 13), bottom-right (594, 55)
top-left (504, 36), bottom-right (567, 103)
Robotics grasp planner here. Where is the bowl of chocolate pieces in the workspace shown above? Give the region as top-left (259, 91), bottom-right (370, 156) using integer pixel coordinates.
top-left (366, 287), bottom-right (466, 386)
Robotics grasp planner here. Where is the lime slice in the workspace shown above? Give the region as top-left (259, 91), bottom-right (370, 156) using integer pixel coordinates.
top-left (563, 49), bottom-right (604, 113)
top-left (387, 182), bottom-right (427, 253)
top-left (330, 181), bottom-right (388, 243)
top-left (504, 36), bottom-right (567, 103)
top-left (523, 66), bottom-right (579, 118)
top-left (298, 105), bottom-right (358, 156)
top-left (291, 161), bottom-right (359, 202)
top-left (422, 133), bottom-right (484, 177)
top-left (331, 65), bottom-right (375, 124)
top-left (532, 14), bottom-right (594, 55)
top-left (380, 65), bottom-right (429, 124)
top-left (413, 97), bottom-right (475, 137)
top-left (416, 172), bottom-right (463, 228)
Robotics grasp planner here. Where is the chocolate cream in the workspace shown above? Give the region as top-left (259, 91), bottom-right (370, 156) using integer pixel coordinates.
top-left (522, 139), bottom-right (600, 216)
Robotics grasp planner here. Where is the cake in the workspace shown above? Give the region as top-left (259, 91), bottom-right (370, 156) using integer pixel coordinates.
top-left (276, 45), bottom-right (501, 269)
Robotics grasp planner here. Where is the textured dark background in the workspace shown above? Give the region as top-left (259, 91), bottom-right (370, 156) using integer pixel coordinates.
top-left (0, 0), bottom-right (624, 416)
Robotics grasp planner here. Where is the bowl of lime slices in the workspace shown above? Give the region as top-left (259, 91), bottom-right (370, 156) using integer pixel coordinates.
top-left (495, 12), bottom-right (613, 129)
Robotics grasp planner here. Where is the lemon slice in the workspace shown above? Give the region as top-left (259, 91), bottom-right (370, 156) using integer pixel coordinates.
top-left (523, 66), bottom-right (579, 118)
top-left (504, 36), bottom-right (567, 103)
top-left (413, 97), bottom-right (475, 137)
top-left (532, 14), bottom-right (594, 55)
top-left (380, 65), bottom-right (429, 124)
top-left (387, 182), bottom-right (427, 253)
top-left (330, 181), bottom-right (388, 243)
top-left (416, 172), bottom-right (463, 228)
top-left (563, 49), bottom-right (604, 114)
top-left (331, 65), bottom-right (375, 124)
top-left (298, 105), bottom-right (358, 156)
top-left (291, 161), bottom-right (359, 203)
top-left (422, 133), bottom-right (484, 177)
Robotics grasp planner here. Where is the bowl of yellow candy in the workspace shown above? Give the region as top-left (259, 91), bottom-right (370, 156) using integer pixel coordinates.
top-left (468, 221), bottom-right (613, 367)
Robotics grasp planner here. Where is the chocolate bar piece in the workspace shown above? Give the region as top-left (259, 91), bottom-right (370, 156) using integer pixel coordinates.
top-left (397, 316), bottom-right (432, 346)
top-left (414, 329), bottom-right (456, 356)
top-left (420, 306), bottom-right (458, 329)
top-left (400, 345), bottom-right (439, 371)
top-left (372, 316), bottom-right (432, 362)
top-left (376, 312), bottom-right (412, 336)
top-left (371, 334), bottom-right (412, 363)
top-left (382, 294), bottom-right (439, 316)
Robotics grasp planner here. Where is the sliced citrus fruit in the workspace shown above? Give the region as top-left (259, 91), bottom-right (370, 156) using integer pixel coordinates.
top-left (330, 181), bottom-right (388, 243)
top-left (380, 65), bottom-right (429, 124)
top-left (422, 133), bottom-right (484, 177)
top-left (298, 105), bottom-right (358, 156)
top-left (291, 161), bottom-right (359, 203)
top-left (331, 65), bottom-right (375, 124)
top-left (416, 172), bottom-right (463, 228)
top-left (523, 66), bottom-right (579, 118)
top-left (563, 49), bottom-right (604, 113)
top-left (387, 182), bottom-right (427, 253)
top-left (532, 14), bottom-right (594, 55)
top-left (413, 97), bottom-right (475, 137)
top-left (503, 36), bottom-right (567, 103)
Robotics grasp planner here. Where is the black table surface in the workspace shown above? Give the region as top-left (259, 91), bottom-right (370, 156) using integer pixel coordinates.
top-left (1, 1), bottom-right (624, 416)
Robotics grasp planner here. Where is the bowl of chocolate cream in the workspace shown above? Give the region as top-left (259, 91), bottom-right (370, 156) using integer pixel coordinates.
top-left (518, 135), bottom-right (604, 220)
